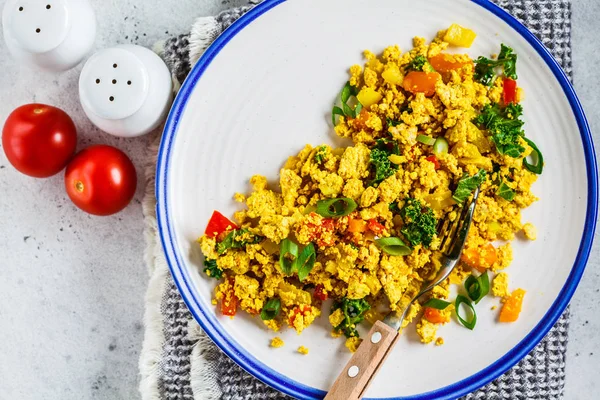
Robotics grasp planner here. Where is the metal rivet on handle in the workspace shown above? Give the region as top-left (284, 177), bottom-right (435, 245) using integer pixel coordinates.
top-left (371, 331), bottom-right (382, 344)
top-left (348, 365), bottom-right (359, 378)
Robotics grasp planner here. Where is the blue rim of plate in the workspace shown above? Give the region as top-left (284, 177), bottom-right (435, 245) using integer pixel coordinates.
top-left (156, 0), bottom-right (598, 398)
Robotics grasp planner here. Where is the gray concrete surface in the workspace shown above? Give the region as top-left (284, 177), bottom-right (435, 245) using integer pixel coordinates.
top-left (563, 0), bottom-right (600, 397)
top-left (0, 0), bottom-right (597, 399)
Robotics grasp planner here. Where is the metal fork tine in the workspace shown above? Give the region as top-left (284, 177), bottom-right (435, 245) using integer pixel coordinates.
top-left (445, 187), bottom-right (480, 259)
top-left (439, 210), bottom-right (459, 252)
top-left (438, 199), bottom-right (467, 254)
top-left (437, 217), bottom-right (452, 250)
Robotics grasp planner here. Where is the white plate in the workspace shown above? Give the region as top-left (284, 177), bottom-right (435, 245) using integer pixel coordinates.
top-left (156, 0), bottom-right (598, 398)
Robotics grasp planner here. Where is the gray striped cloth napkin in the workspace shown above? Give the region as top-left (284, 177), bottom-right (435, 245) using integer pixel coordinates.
top-left (141, 1), bottom-right (572, 399)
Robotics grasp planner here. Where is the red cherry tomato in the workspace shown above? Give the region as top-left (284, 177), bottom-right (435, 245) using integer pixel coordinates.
top-left (205, 211), bottom-right (238, 238)
top-left (2, 104), bottom-right (77, 178)
top-left (65, 145), bottom-right (137, 216)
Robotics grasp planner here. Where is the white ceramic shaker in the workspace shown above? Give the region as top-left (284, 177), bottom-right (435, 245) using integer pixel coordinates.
top-left (2, 0), bottom-right (96, 72)
top-left (78, 44), bottom-right (173, 138)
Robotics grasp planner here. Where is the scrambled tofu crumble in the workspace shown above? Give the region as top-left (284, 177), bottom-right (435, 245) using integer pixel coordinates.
top-left (199, 26), bottom-right (540, 351)
top-left (492, 272), bottom-right (510, 298)
top-left (270, 337), bottom-right (284, 348)
top-left (297, 346), bottom-right (309, 355)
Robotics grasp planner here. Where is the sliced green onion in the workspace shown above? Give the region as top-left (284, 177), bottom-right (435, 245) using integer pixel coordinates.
top-left (260, 298), bottom-right (281, 321)
top-left (342, 102), bottom-right (354, 117)
top-left (423, 298), bottom-right (451, 310)
top-left (374, 237), bottom-right (412, 256)
top-left (332, 82), bottom-right (363, 126)
top-left (341, 82), bottom-right (352, 103)
top-left (465, 272), bottom-right (490, 304)
top-left (417, 134), bottom-right (436, 146)
top-left (297, 243), bottom-right (316, 281)
top-left (279, 238), bottom-right (298, 275)
top-left (455, 294), bottom-right (477, 330)
top-left (355, 102), bottom-right (363, 115)
top-left (302, 204), bottom-right (317, 215)
top-left (433, 137), bottom-right (449, 155)
top-left (315, 197), bottom-right (357, 218)
top-left (523, 137), bottom-right (544, 174)
top-left (332, 106), bottom-right (344, 126)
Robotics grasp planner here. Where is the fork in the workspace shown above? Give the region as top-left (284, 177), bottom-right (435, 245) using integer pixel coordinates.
top-left (324, 187), bottom-right (481, 400)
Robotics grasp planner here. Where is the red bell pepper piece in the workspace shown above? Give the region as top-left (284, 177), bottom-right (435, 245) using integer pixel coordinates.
top-left (205, 210), bottom-right (238, 238)
top-left (313, 284), bottom-right (328, 301)
top-left (221, 277), bottom-right (238, 317)
top-left (288, 305), bottom-right (312, 326)
top-left (503, 78), bottom-right (518, 105)
top-left (367, 219), bottom-right (386, 235)
top-left (425, 155), bottom-right (440, 170)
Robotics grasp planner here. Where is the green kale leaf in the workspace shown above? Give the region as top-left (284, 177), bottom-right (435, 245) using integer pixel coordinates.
top-left (400, 198), bottom-right (437, 248)
top-left (331, 298), bottom-right (371, 338)
top-left (203, 259), bottom-right (223, 280)
top-left (453, 169), bottom-right (487, 203)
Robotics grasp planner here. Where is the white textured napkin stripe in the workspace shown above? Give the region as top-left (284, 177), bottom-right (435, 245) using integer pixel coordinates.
top-left (140, 133), bottom-right (167, 400)
top-left (140, 1), bottom-right (573, 399)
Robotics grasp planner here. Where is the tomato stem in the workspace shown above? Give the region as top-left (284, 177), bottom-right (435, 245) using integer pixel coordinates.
top-left (75, 181), bottom-right (84, 193)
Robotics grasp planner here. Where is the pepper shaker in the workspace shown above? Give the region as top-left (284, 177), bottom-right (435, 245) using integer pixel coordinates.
top-left (78, 44), bottom-right (173, 138)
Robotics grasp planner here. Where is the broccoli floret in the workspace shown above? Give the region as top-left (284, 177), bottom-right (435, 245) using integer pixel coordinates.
top-left (331, 298), bottom-right (371, 338)
top-left (400, 198), bottom-right (437, 248)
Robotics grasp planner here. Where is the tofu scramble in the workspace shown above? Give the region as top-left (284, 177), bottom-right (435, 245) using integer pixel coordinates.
top-left (198, 24), bottom-right (542, 351)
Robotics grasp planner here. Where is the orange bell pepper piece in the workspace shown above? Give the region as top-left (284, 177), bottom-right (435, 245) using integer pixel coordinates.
top-left (347, 218), bottom-right (367, 233)
top-left (499, 289), bottom-right (526, 322)
top-left (424, 307), bottom-right (451, 324)
top-left (429, 54), bottom-right (472, 73)
top-left (461, 243), bottom-right (498, 272)
top-left (403, 71), bottom-right (441, 97)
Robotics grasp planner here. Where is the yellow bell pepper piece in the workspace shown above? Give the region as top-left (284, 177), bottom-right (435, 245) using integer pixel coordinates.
top-left (357, 87), bottom-right (382, 108)
top-left (388, 154), bottom-right (406, 165)
top-left (382, 64), bottom-right (403, 85)
top-left (444, 24), bottom-right (477, 48)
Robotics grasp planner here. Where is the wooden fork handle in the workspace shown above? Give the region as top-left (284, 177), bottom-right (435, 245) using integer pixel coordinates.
top-left (324, 321), bottom-right (399, 400)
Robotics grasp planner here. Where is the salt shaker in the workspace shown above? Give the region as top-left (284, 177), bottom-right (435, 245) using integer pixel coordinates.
top-left (78, 44), bottom-right (173, 138)
top-left (2, 0), bottom-right (96, 72)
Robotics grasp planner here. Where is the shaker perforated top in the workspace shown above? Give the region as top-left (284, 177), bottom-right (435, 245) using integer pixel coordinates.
top-left (80, 48), bottom-right (150, 121)
top-left (79, 45), bottom-right (173, 138)
top-left (5, 0), bottom-right (70, 54)
top-left (2, 0), bottom-right (96, 72)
